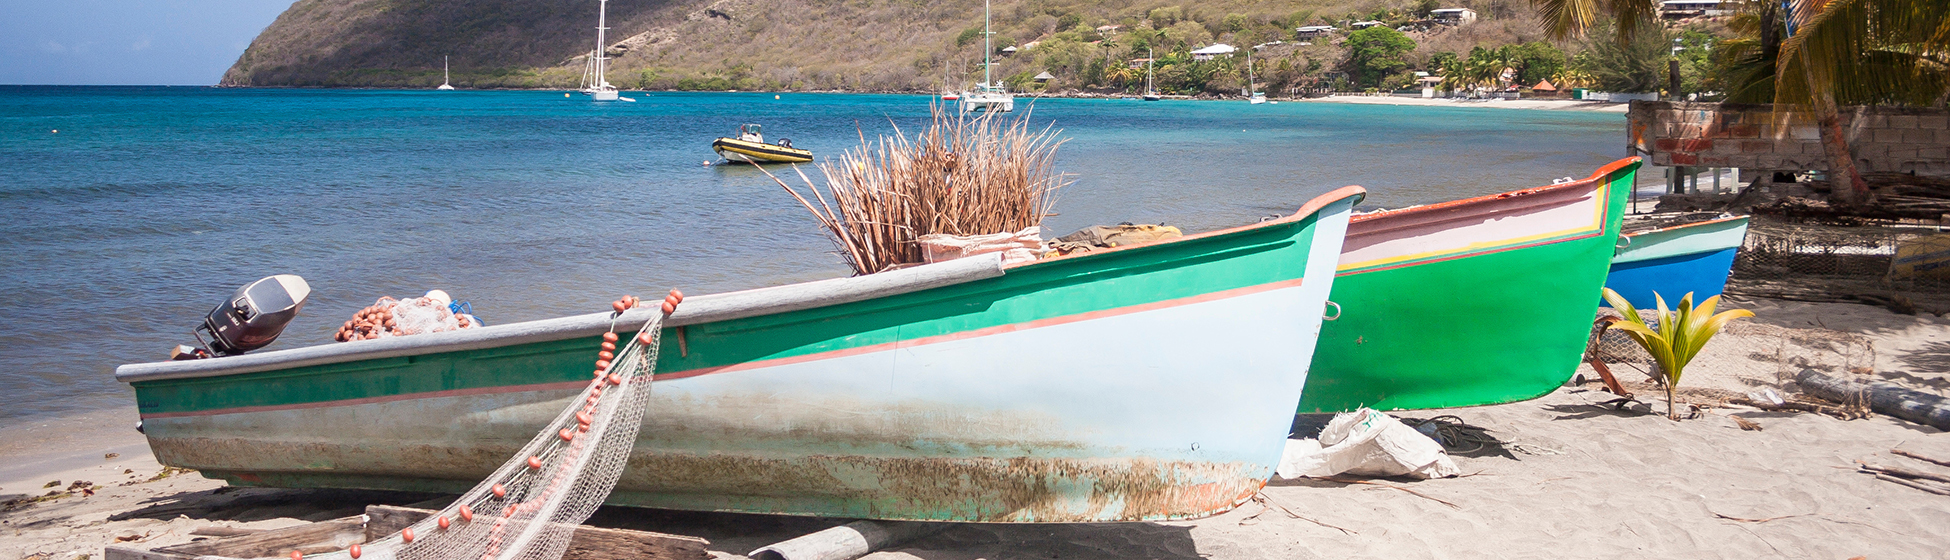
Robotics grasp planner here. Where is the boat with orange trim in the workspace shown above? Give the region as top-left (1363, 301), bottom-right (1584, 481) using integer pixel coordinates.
top-left (1298, 158), bottom-right (1639, 412)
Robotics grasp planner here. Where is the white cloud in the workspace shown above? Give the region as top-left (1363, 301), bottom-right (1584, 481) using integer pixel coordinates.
top-left (131, 36), bottom-right (153, 51)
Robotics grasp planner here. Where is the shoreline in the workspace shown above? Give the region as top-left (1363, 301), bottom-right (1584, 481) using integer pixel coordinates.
top-left (5, 295), bottom-right (1945, 558)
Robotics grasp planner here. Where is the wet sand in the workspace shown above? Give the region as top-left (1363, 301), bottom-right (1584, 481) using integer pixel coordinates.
top-left (4, 298), bottom-right (1945, 559)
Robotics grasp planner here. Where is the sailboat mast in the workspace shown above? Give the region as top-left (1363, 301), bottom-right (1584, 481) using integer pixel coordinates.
top-left (595, 0), bottom-right (609, 87)
top-left (982, 0), bottom-right (992, 89)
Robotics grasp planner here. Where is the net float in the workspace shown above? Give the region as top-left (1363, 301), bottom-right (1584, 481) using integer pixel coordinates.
top-left (598, 350), bottom-right (613, 360)
top-left (600, 341), bottom-right (615, 352)
top-left (637, 332), bottom-right (654, 345)
top-left (438, 515), bottom-right (450, 530)
top-left (602, 332), bottom-right (618, 342)
top-left (559, 428), bottom-right (575, 441)
top-left (348, 544), bottom-right (361, 559)
top-left (607, 373), bottom-right (623, 386)
top-left (612, 299), bottom-right (629, 313)
top-left (527, 456), bottom-right (543, 469)
top-left (576, 411), bottom-right (592, 425)
top-left (290, 551), bottom-right (302, 560)
top-left (491, 483), bottom-right (506, 497)
top-left (458, 504), bottom-right (473, 521)
top-left (595, 359), bottom-right (610, 371)
top-left (402, 527), bottom-right (415, 542)
top-left (661, 301), bottom-right (676, 314)
top-left (669, 289), bottom-right (684, 302)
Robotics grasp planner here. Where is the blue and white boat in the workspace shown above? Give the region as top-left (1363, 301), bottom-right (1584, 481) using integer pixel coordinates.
top-left (1602, 214), bottom-right (1751, 307)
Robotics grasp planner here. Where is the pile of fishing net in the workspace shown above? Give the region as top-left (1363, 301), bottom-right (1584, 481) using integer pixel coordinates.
top-left (299, 291), bottom-right (679, 560)
top-left (335, 290), bottom-right (480, 342)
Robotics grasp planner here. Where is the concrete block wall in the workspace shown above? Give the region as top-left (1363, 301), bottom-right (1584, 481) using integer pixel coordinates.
top-left (1627, 101), bottom-right (1950, 177)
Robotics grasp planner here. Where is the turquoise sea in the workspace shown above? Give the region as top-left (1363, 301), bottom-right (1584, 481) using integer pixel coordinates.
top-left (0, 86), bottom-right (1627, 424)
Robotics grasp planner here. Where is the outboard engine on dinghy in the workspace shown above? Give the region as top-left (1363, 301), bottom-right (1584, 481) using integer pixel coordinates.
top-left (186, 274), bottom-right (311, 357)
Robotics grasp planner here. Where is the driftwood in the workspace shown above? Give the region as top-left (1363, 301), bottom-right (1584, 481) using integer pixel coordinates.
top-left (1796, 369), bottom-right (1950, 430)
top-left (1893, 449), bottom-right (1950, 469)
top-left (1858, 461), bottom-right (1950, 485)
top-left (1726, 397), bottom-right (1866, 419)
top-left (1872, 473), bottom-right (1950, 496)
top-left (365, 505), bottom-right (710, 560)
top-left (105, 517), bottom-right (365, 560)
top-left (749, 520), bottom-right (947, 560)
top-left (108, 506), bottom-right (710, 560)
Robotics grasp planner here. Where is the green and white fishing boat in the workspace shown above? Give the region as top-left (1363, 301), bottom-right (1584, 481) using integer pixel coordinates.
top-left (117, 187), bottom-right (1366, 523)
top-left (1298, 158), bottom-right (1638, 412)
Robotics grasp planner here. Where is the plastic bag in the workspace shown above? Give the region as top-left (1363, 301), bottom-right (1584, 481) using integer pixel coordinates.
top-left (1275, 408), bottom-right (1461, 480)
top-left (917, 226), bottom-right (1046, 266)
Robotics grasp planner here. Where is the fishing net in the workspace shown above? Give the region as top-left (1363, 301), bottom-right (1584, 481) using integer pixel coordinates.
top-left (297, 296), bottom-right (672, 560)
top-left (1585, 308), bottom-right (1877, 400)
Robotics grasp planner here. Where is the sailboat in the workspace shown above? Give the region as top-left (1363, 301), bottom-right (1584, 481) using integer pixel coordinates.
top-left (577, 0), bottom-right (633, 102)
top-left (957, 0), bottom-right (1013, 113)
top-left (437, 56), bottom-right (456, 90)
top-left (1245, 49), bottom-right (1265, 104)
top-left (1142, 48), bottom-right (1161, 101)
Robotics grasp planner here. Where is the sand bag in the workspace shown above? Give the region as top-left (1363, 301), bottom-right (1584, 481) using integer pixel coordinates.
top-left (1276, 408), bottom-right (1461, 480)
top-left (917, 226), bottom-right (1046, 266)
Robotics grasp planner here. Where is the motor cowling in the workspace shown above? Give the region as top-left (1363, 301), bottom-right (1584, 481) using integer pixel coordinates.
top-left (196, 274), bottom-right (311, 356)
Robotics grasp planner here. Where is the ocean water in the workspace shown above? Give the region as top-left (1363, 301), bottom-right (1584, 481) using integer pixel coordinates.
top-left (0, 86), bottom-right (1627, 424)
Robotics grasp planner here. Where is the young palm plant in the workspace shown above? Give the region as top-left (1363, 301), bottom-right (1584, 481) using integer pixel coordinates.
top-left (1601, 289), bottom-right (1756, 420)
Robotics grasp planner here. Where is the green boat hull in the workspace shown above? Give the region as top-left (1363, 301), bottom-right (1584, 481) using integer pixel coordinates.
top-left (1300, 159), bottom-right (1638, 412)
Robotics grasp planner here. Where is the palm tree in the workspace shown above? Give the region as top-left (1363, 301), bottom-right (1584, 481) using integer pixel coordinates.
top-left (1528, 0), bottom-right (1950, 207)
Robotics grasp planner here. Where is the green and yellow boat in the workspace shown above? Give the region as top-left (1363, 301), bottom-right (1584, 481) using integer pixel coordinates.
top-left (1299, 158), bottom-right (1638, 412)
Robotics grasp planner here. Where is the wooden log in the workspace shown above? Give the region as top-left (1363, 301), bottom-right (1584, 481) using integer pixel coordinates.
top-left (749, 520), bottom-right (949, 560)
top-left (113, 516), bottom-right (364, 560)
top-left (364, 505), bottom-right (710, 560)
top-left (1795, 369), bottom-right (1950, 430)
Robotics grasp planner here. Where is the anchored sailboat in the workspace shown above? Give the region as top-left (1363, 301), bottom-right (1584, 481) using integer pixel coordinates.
top-left (1143, 48), bottom-right (1161, 101)
top-left (437, 56), bottom-right (456, 90)
top-left (578, 0), bottom-right (634, 102)
top-left (1245, 49), bottom-right (1264, 104)
top-left (958, 0), bottom-right (1013, 113)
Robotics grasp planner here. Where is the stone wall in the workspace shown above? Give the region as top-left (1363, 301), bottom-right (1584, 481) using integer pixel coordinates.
top-left (1627, 101), bottom-right (1950, 177)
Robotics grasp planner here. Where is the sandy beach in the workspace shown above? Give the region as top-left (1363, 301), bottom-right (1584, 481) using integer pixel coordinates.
top-left (4, 297), bottom-right (1945, 559)
top-left (1297, 94), bottom-right (1633, 113)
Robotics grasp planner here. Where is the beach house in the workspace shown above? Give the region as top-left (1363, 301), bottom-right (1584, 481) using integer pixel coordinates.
top-left (1431, 8), bottom-right (1477, 25)
top-left (1350, 20), bottom-right (1384, 29)
top-left (1660, 0), bottom-right (1730, 18)
top-left (1189, 44), bottom-right (1237, 61)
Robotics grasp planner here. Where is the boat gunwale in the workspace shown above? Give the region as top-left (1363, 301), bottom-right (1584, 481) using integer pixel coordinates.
top-left (1347, 158), bottom-right (1639, 228)
top-left (118, 187), bottom-right (1369, 385)
top-left (1014, 185), bottom-right (1366, 269)
top-left (1621, 214), bottom-right (1751, 239)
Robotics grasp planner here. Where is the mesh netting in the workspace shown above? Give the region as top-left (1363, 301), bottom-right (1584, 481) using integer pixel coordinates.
top-left (1586, 308), bottom-right (1877, 397)
top-left (298, 309), bottom-right (666, 560)
top-left (1729, 218), bottom-right (1950, 313)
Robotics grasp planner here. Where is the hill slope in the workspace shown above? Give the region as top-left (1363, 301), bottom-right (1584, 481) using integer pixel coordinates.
top-left (222, 0), bottom-right (1550, 92)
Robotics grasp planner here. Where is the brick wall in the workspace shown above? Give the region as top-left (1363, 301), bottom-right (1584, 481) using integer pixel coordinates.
top-left (1627, 101), bottom-right (1950, 176)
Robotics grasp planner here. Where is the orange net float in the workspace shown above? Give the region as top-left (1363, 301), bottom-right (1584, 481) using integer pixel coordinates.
top-left (402, 527), bottom-right (415, 543)
top-left (291, 551), bottom-right (303, 560)
top-left (558, 428), bottom-right (576, 441)
top-left (526, 456), bottom-right (543, 469)
top-left (348, 544), bottom-right (361, 559)
top-left (458, 504), bottom-right (473, 522)
top-left (438, 515), bottom-right (451, 530)
top-left (491, 483), bottom-right (507, 498)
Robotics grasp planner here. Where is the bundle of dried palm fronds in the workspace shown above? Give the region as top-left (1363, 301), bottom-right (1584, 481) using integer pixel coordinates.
top-left (760, 105), bottom-right (1068, 275)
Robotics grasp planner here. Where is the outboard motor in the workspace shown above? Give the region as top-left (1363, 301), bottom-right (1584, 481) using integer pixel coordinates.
top-left (189, 274), bottom-right (311, 357)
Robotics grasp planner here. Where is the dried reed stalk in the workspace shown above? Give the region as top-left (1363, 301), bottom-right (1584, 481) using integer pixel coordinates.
top-left (759, 105), bottom-right (1069, 275)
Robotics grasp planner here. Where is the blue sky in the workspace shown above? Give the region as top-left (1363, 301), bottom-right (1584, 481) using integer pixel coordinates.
top-left (0, 0), bottom-right (297, 85)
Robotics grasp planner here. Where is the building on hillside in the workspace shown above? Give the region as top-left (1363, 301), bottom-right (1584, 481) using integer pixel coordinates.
top-left (1128, 57), bottom-right (1153, 69)
top-left (1660, 0), bottom-right (1730, 18)
top-left (1189, 44), bottom-right (1237, 61)
top-left (1033, 71), bottom-right (1055, 82)
top-left (1096, 24), bottom-right (1123, 35)
top-left (1295, 25), bottom-right (1336, 38)
top-left (1430, 8), bottom-right (1477, 25)
top-left (1350, 20), bottom-right (1384, 29)
top-left (1000, 46), bottom-right (1018, 55)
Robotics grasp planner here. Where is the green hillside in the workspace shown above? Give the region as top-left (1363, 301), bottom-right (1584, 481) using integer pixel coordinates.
top-left (222, 0), bottom-right (1557, 93)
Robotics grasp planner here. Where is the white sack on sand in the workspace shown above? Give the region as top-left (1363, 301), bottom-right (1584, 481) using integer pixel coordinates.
top-left (1277, 408), bottom-right (1460, 480)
